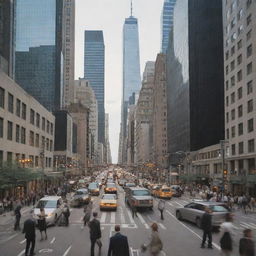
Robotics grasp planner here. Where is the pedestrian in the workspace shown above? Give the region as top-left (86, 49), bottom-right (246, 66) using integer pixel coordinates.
top-left (107, 225), bottom-right (130, 256)
top-left (37, 208), bottom-right (47, 240)
top-left (141, 223), bottom-right (163, 256)
top-left (220, 213), bottom-right (236, 256)
top-left (88, 212), bottom-right (102, 256)
top-left (200, 207), bottom-right (213, 249)
top-left (14, 202), bottom-right (22, 231)
top-left (239, 229), bottom-right (255, 256)
top-left (23, 215), bottom-right (36, 256)
top-left (63, 203), bottom-right (70, 226)
top-left (83, 200), bottom-right (93, 226)
top-left (158, 199), bottom-right (165, 220)
top-left (131, 203), bottom-right (137, 218)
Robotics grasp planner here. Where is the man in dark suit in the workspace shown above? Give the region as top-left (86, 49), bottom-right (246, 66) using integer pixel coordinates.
top-left (108, 225), bottom-right (130, 256)
top-left (239, 229), bottom-right (255, 256)
top-left (23, 216), bottom-right (36, 256)
top-left (201, 207), bottom-right (213, 249)
top-left (89, 212), bottom-right (102, 256)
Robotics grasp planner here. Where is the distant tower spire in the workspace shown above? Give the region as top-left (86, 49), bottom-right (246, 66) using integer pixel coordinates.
top-left (130, 0), bottom-right (133, 16)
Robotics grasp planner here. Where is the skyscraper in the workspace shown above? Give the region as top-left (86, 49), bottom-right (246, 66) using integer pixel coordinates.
top-left (84, 30), bottom-right (105, 144)
top-left (14, 0), bottom-right (64, 112)
top-left (118, 3), bottom-right (141, 164)
top-left (161, 0), bottom-right (176, 53)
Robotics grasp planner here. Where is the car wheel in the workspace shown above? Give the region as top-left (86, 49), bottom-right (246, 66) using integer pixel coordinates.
top-left (176, 211), bottom-right (182, 220)
top-left (196, 217), bottom-right (201, 228)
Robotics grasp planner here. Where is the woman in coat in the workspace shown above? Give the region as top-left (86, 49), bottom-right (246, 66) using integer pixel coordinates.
top-left (141, 223), bottom-right (163, 256)
top-left (83, 200), bottom-right (92, 226)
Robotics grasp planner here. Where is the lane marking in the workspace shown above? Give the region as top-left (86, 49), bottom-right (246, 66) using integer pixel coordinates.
top-left (158, 223), bottom-right (167, 230)
top-left (249, 222), bottom-right (256, 228)
top-left (146, 214), bottom-right (166, 230)
top-left (110, 212), bottom-right (115, 223)
top-left (127, 209), bottom-right (135, 225)
top-left (17, 249), bottom-right (25, 256)
top-left (241, 221), bottom-right (255, 229)
top-left (172, 201), bottom-right (183, 207)
top-left (240, 223), bottom-right (253, 229)
top-left (19, 239), bottom-right (26, 244)
top-left (63, 245), bottom-right (72, 256)
top-left (130, 247), bottom-right (140, 256)
top-left (167, 202), bottom-right (173, 207)
top-left (0, 233), bottom-right (18, 244)
top-left (181, 200), bottom-right (189, 204)
top-left (50, 237), bottom-right (56, 244)
top-left (137, 213), bottom-right (149, 229)
top-left (166, 210), bottom-right (221, 250)
top-left (119, 206), bottom-right (126, 224)
top-left (109, 226), bottom-right (114, 238)
top-left (100, 212), bottom-right (107, 223)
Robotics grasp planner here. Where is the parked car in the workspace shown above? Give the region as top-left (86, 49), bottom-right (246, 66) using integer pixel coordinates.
top-left (70, 189), bottom-right (91, 207)
top-left (88, 182), bottom-right (100, 196)
top-left (176, 201), bottom-right (229, 228)
top-left (33, 196), bottom-right (64, 225)
top-left (104, 183), bottom-right (117, 194)
top-left (126, 187), bottom-right (153, 210)
top-left (100, 194), bottom-right (117, 211)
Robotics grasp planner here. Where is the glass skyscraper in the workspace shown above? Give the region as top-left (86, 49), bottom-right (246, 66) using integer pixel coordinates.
top-left (14, 0), bottom-right (63, 111)
top-left (84, 30), bottom-right (105, 144)
top-left (161, 0), bottom-right (176, 53)
top-left (118, 13), bottom-right (141, 164)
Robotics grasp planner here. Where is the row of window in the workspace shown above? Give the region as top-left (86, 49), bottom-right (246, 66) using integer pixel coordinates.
top-left (226, 0), bottom-right (252, 20)
top-left (0, 87), bottom-right (54, 135)
top-left (231, 139), bottom-right (255, 156)
top-left (226, 102), bottom-right (254, 123)
top-left (0, 118), bottom-right (53, 151)
top-left (226, 118), bottom-right (254, 139)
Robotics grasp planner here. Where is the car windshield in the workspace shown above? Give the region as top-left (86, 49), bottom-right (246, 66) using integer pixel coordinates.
top-left (126, 183), bottom-right (135, 187)
top-left (132, 190), bottom-right (150, 196)
top-left (75, 190), bottom-right (87, 195)
top-left (102, 194), bottom-right (116, 200)
top-left (162, 189), bottom-right (170, 192)
top-left (209, 205), bottom-right (229, 212)
top-left (89, 183), bottom-right (98, 189)
top-left (107, 183), bottom-right (116, 188)
top-left (36, 200), bottom-right (57, 209)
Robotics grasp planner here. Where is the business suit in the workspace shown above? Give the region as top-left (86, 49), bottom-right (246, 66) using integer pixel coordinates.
top-left (108, 232), bottom-right (130, 256)
top-left (239, 237), bottom-right (255, 256)
top-left (89, 218), bottom-right (102, 256)
top-left (201, 212), bottom-right (212, 248)
top-left (23, 218), bottom-right (36, 256)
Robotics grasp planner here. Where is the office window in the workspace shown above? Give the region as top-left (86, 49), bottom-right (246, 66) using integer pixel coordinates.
top-left (248, 139), bottom-right (254, 153)
top-left (42, 136), bottom-right (45, 149)
top-left (238, 25), bottom-right (243, 35)
top-left (231, 92), bottom-right (235, 103)
top-left (231, 76), bottom-right (235, 87)
top-left (46, 138), bottom-right (49, 150)
top-left (231, 109), bottom-right (235, 120)
top-left (238, 122), bottom-right (243, 135)
top-left (21, 103), bottom-right (26, 120)
top-left (231, 126), bottom-right (236, 138)
top-left (225, 51), bottom-right (229, 60)
top-left (36, 113), bottom-right (40, 128)
top-left (16, 99), bottom-right (21, 117)
top-left (247, 44), bottom-right (252, 57)
top-left (247, 62), bottom-right (252, 75)
top-left (238, 87), bottom-right (242, 99)
top-left (237, 70), bottom-right (242, 81)
top-left (248, 118), bottom-right (254, 132)
top-left (247, 99), bottom-right (253, 113)
top-left (47, 120), bottom-right (50, 133)
top-left (7, 152), bottom-right (12, 163)
top-left (239, 142), bottom-right (244, 154)
top-left (226, 81), bottom-right (229, 91)
top-left (21, 127), bottom-right (26, 144)
top-left (237, 40), bottom-right (242, 50)
top-left (226, 129), bottom-right (229, 139)
top-left (42, 117), bottom-right (45, 131)
top-left (237, 54), bottom-right (242, 65)
top-left (247, 14), bottom-right (252, 26)
top-left (0, 87), bottom-right (4, 108)
top-left (231, 32), bottom-right (237, 42)
top-left (238, 105), bottom-right (243, 117)
top-left (247, 29), bottom-right (252, 41)
top-left (231, 60), bottom-right (235, 71)
top-left (35, 134), bottom-right (39, 147)
top-left (232, 144), bottom-right (236, 155)
top-left (30, 109), bottom-right (35, 125)
top-left (231, 46), bottom-right (235, 55)
top-left (237, 9), bottom-right (243, 20)
top-left (226, 112), bottom-right (229, 123)
top-left (247, 80), bottom-right (253, 95)
top-left (29, 131), bottom-right (34, 146)
top-left (8, 93), bottom-right (13, 113)
top-left (7, 121), bottom-right (13, 140)
top-left (50, 140), bottom-right (53, 151)
top-left (50, 123), bottom-right (53, 135)
top-left (0, 117), bottom-right (3, 138)
top-left (226, 96), bottom-right (229, 107)
top-left (226, 65), bottom-right (229, 75)
top-left (35, 156), bottom-right (39, 167)
top-left (16, 124), bottom-right (20, 143)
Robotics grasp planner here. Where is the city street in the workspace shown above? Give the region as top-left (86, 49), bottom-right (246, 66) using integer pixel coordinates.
top-left (0, 184), bottom-right (256, 256)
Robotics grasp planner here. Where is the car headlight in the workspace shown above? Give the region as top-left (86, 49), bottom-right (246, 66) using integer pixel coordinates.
top-left (47, 213), bottom-right (54, 217)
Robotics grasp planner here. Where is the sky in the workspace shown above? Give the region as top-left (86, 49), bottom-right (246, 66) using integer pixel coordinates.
top-left (75, 0), bottom-right (164, 163)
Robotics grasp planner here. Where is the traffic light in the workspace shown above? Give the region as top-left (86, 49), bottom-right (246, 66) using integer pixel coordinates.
top-left (223, 169), bottom-right (228, 179)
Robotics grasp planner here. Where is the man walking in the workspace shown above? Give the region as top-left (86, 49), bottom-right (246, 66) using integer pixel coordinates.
top-left (23, 216), bottom-right (36, 256)
top-left (14, 202), bottom-right (22, 231)
top-left (201, 207), bottom-right (213, 249)
top-left (89, 212), bottom-right (102, 256)
top-left (158, 199), bottom-right (165, 220)
top-left (108, 225), bottom-right (130, 256)
top-left (239, 229), bottom-right (255, 256)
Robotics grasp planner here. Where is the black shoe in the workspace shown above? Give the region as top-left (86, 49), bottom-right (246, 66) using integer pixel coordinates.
top-left (208, 246), bottom-right (213, 249)
top-left (201, 245), bottom-right (205, 248)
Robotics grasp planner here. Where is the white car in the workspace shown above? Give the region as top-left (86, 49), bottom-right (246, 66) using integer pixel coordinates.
top-left (33, 196), bottom-right (64, 225)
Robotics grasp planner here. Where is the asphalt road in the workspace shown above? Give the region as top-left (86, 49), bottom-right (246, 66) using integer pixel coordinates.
top-left (0, 185), bottom-right (256, 256)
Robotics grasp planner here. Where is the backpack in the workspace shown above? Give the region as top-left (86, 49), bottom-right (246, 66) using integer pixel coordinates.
top-left (220, 231), bottom-right (232, 250)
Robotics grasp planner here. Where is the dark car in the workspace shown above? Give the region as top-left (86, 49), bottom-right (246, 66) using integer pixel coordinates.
top-left (70, 189), bottom-right (91, 207)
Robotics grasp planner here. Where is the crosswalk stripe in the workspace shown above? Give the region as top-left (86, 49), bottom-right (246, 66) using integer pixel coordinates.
top-left (168, 202), bottom-right (174, 206)
top-left (173, 201), bottom-right (184, 207)
top-left (100, 212), bottom-right (107, 223)
top-left (127, 209), bottom-right (135, 225)
top-left (181, 200), bottom-right (189, 204)
top-left (17, 249), bottom-right (25, 256)
top-left (240, 224), bottom-right (251, 229)
top-left (19, 239), bottom-right (26, 244)
top-left (241, 222), bottom-right (254, 228)
top-left (119, 206), bottom-right (126, 224)
top-left (110, 212), bottom-right (115, 223)
top-left (158, 223), bottom-right (167, 230)
top-left (249, 223), bottom-right (256, 228)
top-left (137, 213), bottom-right (149, 229)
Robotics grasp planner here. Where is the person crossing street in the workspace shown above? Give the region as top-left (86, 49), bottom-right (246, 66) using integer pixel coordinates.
top-left (158, 199), bottom-right (165, 220)
top-left (200, 207), bottom-right (213, 249)
top-left (22, 215), bottom-right (36, 256)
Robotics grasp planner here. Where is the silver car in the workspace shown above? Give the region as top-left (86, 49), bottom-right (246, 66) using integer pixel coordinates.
top-left (176, 201), bottom-right (229, 228)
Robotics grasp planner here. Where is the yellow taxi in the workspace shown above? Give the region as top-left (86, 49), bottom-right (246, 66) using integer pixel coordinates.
top-left (151, 185), bottom-right (161, 197)
top-left (104, 182), bottom-right (117, 194)
top-left (100, 194), bottom-right (117, 211)
top-left (156, 187), bottom-right (173, 199)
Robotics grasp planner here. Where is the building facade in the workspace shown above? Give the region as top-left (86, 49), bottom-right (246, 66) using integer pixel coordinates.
top-left (223, 0), bottom-right (256, 195)
top-left (104, 113), bottom-right (112, 164)
top-left (152, 54), bottom-right (168, 168)
top-left (14, 0), bottom-right (64, 112)
top-left (161, 0), bottom-right (176, 53)
top-left (118, 12), bottom-right (141, 165)
top-left (0, 71), bottom-right (55, 171)
top-left (62, 0), bottom-right (75, 107)
top-left (166, 0), bottom-right (224, 160)
top-left (84, 30), bottom-right (105, 144)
